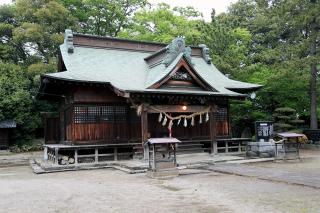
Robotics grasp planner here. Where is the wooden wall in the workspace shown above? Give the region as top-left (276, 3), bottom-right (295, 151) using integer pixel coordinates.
top-left (64, 105), bottom-right (141, 144)
top-left (44, 117), bottom-right (60, 144)
top-left (61, 104), bottom-right (229, 144)
top-left (73, 86), bottom-right (126, 103)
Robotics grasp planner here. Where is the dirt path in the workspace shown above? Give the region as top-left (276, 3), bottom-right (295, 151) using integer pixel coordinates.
top-left (0, 165), bottom-right (319, 213)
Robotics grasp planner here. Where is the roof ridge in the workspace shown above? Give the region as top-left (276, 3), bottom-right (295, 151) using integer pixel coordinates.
top-left (72, 32), bottom-right (203, 49)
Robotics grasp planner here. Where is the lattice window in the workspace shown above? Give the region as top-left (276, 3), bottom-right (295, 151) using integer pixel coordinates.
top-left (101, 106), bottom-right (114, 122)
top-left (215, 106), bottom-right (228, 121)
top-left (74, 105), bottom-right (128, 124)
top-left (87, 106), bottom-right (100, 122)
top-left (114, 106), bottom-right (127, 122)
top-left (74, 106), bottom-right (87, 123)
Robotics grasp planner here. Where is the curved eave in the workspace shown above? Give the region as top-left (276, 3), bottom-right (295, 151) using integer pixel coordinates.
top-left (227, 84), bottom-right (263, 93)
top-left (36, 74), bottom-right (125, 100)
top-left (127, 89), bottom-right (247, 99)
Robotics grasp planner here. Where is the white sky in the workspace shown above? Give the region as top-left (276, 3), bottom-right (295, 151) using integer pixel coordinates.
top-left (0, 0), bottom-right (11, 5)
top-left (0, 0), bottom-right (237, 21)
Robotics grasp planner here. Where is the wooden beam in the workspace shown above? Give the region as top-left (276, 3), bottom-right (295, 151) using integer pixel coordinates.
top-left (147, 105), bottom-right (208, 113)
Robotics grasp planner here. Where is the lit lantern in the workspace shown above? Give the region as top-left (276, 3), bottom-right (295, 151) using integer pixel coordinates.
top-left (182, 105), bottom-right (187, 111)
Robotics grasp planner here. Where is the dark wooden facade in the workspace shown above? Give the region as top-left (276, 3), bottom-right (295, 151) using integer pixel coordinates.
top-left (44, 85), bottom-right (230, 146)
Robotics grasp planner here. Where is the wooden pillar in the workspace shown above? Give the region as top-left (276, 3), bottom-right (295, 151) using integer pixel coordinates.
top-left (210, 105), bottom-right (217, 155)
top-left (148, 143), bottom-right (151, 168)
top-left (59, 107), bottom-right (65, 142)
top-left (238, 141), bottom-right (242, 153)
top-left (43, 146), bottom-right (48, 162)
top-left (95, 148), bottom-right (98, 163)
top-left (141, 104), bottom-right (149, 144)
top-left (152, 144), bottom-right (156, 171)
top-left (54, 148), bottom-right (59, 165)
top-left (227, 100), bottom-right (232, 136)
top-left (141, 104), bottom-right (149, 159)
top-left (114, 147), bottom-right (118, 161)
top-left (173, 143), bottom-right (177, 166)
top-left (74, 149), bottom-right (78, 165)
top-left (225, 141), bottom-right (229, 153)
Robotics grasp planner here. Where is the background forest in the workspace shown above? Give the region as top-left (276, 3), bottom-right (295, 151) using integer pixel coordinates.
top-left (0, 0), bottom-right (319, 147)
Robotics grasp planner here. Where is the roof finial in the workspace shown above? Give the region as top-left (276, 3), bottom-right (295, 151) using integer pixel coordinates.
top-left (199, 44), bottom-right (211, 64)
top-left (163, 37), bottom-right (193, 67)
top-left (65, 29), bottom-right (74, 53)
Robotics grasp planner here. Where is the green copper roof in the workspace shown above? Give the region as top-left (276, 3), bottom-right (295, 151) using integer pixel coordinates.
top-left (44, 34), bottom-right (262, 98)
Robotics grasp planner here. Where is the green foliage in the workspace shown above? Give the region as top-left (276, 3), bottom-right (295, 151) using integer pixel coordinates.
top-left (119, 3), bottom-right (203, 44)
top-left (13, 0), bottom-right (75, 62)
top-left (60, 0), bottom-right (148, 36)
top-left (199, 14), bottom-right (253, 76)
top-left (272, 107), bottom-right (304, 132)
top-left (275, 108), bottom-right (297, 114)
top-left (0, 1), bottom-right (63, 145)
top-left (0, 63), bottom-right (36, 142)
top-left (9, 138), bottom-right (44, 153)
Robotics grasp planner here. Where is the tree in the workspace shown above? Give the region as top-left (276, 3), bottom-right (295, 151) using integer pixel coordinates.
top-left (60, 0), bottom-right (148, 37)
top-left (0, 0), bottom-right (70, 145)
top-left (263, 0), bottom-right (319, 129)
top-left (221, 0), bottom-right (319, 131)
top-left (13, 0), bottom-right (76, 63)
top-left (119, 3), bottom-right (203, 45)
top-left (199, 12), bottom-right (252, 76)
top-left (0, 63), bottom-right (36, 142)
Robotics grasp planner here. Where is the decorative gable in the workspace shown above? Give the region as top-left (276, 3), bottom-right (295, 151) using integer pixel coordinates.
top-left (171, 70), bottom-right (193, 81)
top-left (149, 56), bottom-right (217, 92)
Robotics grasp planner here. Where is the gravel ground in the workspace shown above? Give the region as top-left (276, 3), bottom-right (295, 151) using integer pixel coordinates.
top-left (0, 164), bottom-right (319, 213)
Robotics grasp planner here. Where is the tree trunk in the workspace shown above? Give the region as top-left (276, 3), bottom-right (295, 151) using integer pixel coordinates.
top-left (310, 63), bottom-right (318, 129)
top-left (309, 21), bottom-right (318, 129)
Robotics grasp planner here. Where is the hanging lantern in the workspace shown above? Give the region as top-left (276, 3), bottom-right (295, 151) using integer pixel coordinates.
top-left (177, 118), bottom-right (181, 126)
top-left (199, 114), bottom-right (202, 124)
top-left (158, 113), bottom-right (163, 122)
top-left (162, 116), bottom-right (167, 126)
top-left (205, 112), bottom-right (209, 122)
top-left (184, 117), bottom-right (187, 127)
top-left (191, 116), bottom-right (195, 126)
